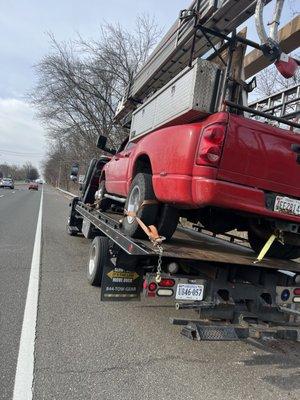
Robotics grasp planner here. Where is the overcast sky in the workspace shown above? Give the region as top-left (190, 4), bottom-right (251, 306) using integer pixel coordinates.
top-left (0, 0), bottom-right (297, 170)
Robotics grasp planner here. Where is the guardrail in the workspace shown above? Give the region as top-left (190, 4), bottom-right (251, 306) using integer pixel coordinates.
top-left (57, 187), bottom-right (77, 198)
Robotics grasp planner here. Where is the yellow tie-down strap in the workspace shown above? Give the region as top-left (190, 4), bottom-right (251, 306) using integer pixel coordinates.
top-left (253, 234), bottom-right (277, 264)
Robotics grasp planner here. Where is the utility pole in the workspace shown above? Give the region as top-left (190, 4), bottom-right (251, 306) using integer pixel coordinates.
top-left (57, 161), bottom-right (62, 188)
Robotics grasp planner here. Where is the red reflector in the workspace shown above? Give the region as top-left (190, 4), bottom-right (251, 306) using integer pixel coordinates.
top-left (147, 292), bottom-right (156, 298)
top-left (275, 55), bottom-right (298, 79)
top-left (143, 280), bottom-right (148, 290)
top-left (293, 288), bottom-right (300, 296)
top-left (158, 279), bottom-right (175, 287)
top-left (148, 282), bottom-right (157, 292)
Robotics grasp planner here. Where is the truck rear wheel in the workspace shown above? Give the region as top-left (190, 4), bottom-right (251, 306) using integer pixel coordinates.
top-left (248, 229), bottom-right (300, 260)
top-left (123, 173), bottom-right (158, 238)
top-left (157, 205), bottom-right (179, 241)
top-left (87, 236), bottom-right (109, 286)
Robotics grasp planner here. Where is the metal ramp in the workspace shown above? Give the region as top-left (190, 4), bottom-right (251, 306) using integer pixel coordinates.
top-left (249, 83), bottom-right (300, 125)
top-left (116, 0), bottom-right (272, 121)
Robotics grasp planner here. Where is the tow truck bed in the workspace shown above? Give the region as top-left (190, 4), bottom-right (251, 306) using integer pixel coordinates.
top-left (75, 202), bottom-right (300, 274)
top-left (68, 200), bottom-right (300, 342)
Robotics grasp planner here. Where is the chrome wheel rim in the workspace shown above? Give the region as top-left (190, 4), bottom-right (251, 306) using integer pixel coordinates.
top-left (99, 183), bottom-right (105, 199)
top-left (89, 245), bottom-right (96, 275)
top-left (127, 185), bottom-right (141, 224)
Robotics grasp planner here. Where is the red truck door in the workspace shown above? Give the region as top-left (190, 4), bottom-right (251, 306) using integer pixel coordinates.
top-left (105, 141), bottom-right (136, 196)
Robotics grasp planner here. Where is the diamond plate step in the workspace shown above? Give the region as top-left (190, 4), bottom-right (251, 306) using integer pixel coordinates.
top-left (181, 323), bottom-right (239, 341)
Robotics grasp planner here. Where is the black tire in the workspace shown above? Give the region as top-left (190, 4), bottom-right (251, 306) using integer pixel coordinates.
top-left (87, 236), bottom-right (110, 286)
top-left (248, 229), bottom-right (300, 260)
top-left (122, 173), bottom-right (159, 238)
top-left (156, 205), bottom-right (179, 241)
top-left (97, 181), bottom-right (111, 211)
top-left (66, 214), bottom-right (79, 236)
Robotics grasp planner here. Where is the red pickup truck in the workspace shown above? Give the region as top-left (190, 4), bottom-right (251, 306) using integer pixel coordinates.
top-left (97, 112), bottom-right (300, 259)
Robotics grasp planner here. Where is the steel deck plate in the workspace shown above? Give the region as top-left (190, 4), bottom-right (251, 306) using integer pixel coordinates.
top-left (75, 204), bottom-right (300, 273)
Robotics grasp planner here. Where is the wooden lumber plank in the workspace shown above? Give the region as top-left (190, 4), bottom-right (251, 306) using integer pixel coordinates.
top-left (244, 15), bottom-right (300, 79)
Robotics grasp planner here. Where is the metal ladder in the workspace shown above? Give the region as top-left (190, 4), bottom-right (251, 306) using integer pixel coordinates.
top-left (249, 83), bottom-right (300, 127)
top-left (115, 0), bottom-right (272, 121)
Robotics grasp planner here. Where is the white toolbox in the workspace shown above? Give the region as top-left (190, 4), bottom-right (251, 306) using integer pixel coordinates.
top-left (130, 58), bottom-right (224, 141)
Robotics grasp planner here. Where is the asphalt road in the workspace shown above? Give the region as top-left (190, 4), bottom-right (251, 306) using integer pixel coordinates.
top-left (1, 184), bottom-right (300, 400)
top-left (0, 185), bottom-right (41, 400)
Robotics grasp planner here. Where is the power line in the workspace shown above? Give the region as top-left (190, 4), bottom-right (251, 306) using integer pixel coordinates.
top-left (0, 149), bottom-right (44, 156)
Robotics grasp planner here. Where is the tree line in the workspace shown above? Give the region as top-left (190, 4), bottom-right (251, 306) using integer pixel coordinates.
top-left (31, 16), bottom-right (161, 185)
top-left (0, 162), bottom-right (39, 181)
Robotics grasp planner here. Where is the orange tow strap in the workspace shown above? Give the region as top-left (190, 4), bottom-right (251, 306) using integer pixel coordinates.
top-left (125, 211), bottom-right (163, 243)
top-left (124, 209), bottom-right (165, 283)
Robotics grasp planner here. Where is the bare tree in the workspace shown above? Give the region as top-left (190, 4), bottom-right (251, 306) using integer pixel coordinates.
top-left (287, 0), bottom-right (300, 18)
top-left (254, 52), bottom-right (300, 98)
top-left (0, 163), bottom-right (40, 181)
top-left (31, 16), bottom-right (161, 187)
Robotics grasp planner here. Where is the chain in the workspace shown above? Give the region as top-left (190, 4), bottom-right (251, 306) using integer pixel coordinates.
top-left (155, 243), bottom-right (164, 283)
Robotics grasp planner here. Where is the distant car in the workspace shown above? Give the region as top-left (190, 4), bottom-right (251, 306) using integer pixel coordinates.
top-left (0, 178), bottom-right (14, 189)
top-left (35, 178), bottom-right (44, 184)
top-left (28, 182), bottom-right (38, 191)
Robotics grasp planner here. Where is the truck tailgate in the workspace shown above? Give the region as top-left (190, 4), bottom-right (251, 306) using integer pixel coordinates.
top-left (217, 115), bottom-right (300, 198)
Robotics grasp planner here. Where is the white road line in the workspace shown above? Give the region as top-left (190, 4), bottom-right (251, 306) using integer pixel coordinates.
top-left (13, 188), bottom-right (43, 400)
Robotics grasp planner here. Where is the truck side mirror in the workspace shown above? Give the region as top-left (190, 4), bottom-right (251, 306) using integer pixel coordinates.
top-left (96, 135), bottom-right (117, 155)
top-left (70, 163), bottom-right (79, 181)
top-left (96, 135), bottom-right (107, 150)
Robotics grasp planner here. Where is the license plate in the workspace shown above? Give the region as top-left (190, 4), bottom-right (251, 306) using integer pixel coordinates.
top-left (274, 196), bottom-right (300, 216)
top-left (175, 284), bottom-right (204, 301)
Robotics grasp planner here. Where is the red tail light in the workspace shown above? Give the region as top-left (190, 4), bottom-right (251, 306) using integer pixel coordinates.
top-left (293, 288), bottom-right (300, 296)
top-left (158, 279), bottom-right (175, 287)
top-left (196, 124), bottom-right (226, 166)
top-left (148, 282), bottom-right (157, 292)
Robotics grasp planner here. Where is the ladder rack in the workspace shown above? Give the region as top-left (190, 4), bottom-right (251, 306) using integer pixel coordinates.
top-left (115, 0), bottom-right (272, 121)
top-left (249, 84), bottom-right (300, 126)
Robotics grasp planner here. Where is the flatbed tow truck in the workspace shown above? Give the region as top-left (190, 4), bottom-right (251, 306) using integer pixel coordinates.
top-left (66, 0), bottom-right (300, 342)
top-left (67, 198), bottom-right (300, 342)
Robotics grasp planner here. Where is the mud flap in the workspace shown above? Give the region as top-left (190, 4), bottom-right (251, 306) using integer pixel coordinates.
top-left (68, 197), bottom-right (82, 233)
top-left (101, 257), bottom-right (143, 301)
